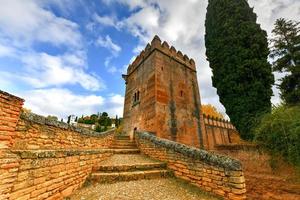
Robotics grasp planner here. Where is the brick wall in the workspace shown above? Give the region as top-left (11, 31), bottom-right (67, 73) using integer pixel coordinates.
top-left (0, 90), bottom-right (114, 200)
top-left (135, 132), bottom-right (247, 200)
top-left (14, 112), bottom-right (114, 150)
top-left (122, 36), bottom-right (205, 149)
top-left (203, 114), bottom-right (242, 150)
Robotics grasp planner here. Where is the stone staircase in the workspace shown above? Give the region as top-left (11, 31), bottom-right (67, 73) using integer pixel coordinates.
top-left (90, 134), bottom-right (172, 183)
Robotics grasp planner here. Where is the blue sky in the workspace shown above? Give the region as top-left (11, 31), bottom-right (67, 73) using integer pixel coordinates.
top-left (0, 0), bottom-right (299, 120)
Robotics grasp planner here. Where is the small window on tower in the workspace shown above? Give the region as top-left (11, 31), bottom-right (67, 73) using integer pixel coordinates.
top-left (137, 91), bottom-right (140, 101)
top-left (180, 90), bottom-right (184, 97)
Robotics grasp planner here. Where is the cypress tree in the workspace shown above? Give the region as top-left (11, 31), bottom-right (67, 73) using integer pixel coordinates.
top-left (205, 0), bottom-right (274, 140)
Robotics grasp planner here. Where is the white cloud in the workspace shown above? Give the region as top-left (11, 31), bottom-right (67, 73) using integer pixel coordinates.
top-left (0, 42), bottom-right (15, 57)
top-left (96, 35), bottom-right (123, 74)
top-left (102, 0), bottom-right (298, 116)
top-left (18, 88), bottom-right (105, 119)
top-left (20, 52), bottom-right (105, 91)
top-left (96, 35), bottom-right (122, 56)
top-left (93, 13), bottom-right (118, 27)
top-left (0, 0), bottom-right (106, 92)
top-left (104, 94), bottom-right (125, 117)
top-left (0, 0), bottom-right (81, 48)
top-left (17, 88), bottom-right (124, 119)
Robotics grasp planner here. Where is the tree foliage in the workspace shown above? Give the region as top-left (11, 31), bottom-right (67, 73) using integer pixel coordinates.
top-left (201, 104), bottom-right (224, 119)
top-left (254, 105), bottom-right (300, 167)
top-left (270, 18), bottom-right (300, 105)
top-left (47, 115), bottom-right (58, 121)
top-left (205, 0), bottom-right (274, 140)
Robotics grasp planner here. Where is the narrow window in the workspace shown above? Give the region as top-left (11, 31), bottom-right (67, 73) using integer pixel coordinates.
top-left (180, 90), bottom-right (183, 97)
top-left (137, 91), bottom-right (140, 101)
top-left (134, 93), bottom-right (137, 102)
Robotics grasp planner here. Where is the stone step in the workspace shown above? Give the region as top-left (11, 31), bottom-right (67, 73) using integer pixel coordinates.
top-left (114, 135), bottom-right (130, 139)
top-left (112, 142), bottom-right (136, 146)
top-left (114, 139), bottom-right (131, 142)
top-left (110, 145), bottom-right (137, 149)
top-left (109, 149), bottom-right (140, 154)
top-left (90, 169), bottom-right (172, 183)
top-left (94, 163), bottom-right (167, 172)
top-left (111, 144), bottom-right (137, 148)
top-left (112, 141), bottom-right (135, 144)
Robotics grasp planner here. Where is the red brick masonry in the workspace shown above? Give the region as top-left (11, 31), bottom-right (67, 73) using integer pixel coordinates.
top-left (0, 90), bottom-right (114, 200)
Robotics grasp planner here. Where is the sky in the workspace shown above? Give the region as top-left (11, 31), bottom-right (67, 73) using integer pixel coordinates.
top-left (0, 0), bottom-right (299, 120)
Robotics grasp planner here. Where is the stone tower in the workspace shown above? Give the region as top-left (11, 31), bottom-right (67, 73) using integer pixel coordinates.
top-left (122, 36), bottom-right (207, 149)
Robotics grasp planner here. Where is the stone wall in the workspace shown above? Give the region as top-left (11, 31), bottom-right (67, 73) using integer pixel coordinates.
top-left (135, 132), bottom-right (247, 200)
top-left (0, 90), bottom-right (114, 200)
top-left (203, 114), bottom-right (242, 150)
top-left (122, 35), bottom-right (206, 149)
top-left (14, 112), bottom-right (114, 150)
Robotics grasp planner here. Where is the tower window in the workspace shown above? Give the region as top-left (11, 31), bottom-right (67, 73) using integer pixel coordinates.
top-left (180, 90), bottom-right (184, 97)
top-left (133, 90), bottom-right (141, 107)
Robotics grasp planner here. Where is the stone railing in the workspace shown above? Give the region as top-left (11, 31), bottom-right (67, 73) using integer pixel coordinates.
top-left (135, 132), bottom-right (247, 200)
top-left (0, 90), bottom-right (115, 200)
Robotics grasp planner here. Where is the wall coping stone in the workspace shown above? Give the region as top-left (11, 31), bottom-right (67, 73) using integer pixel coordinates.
top-left (12, 149), bottom-right (115, 159)
top-left (20, 112), bottom-right (115, 138)
top-left (0, 90), bottom-right (25, 102)
top-left (136, 132), bottom-right (242, 171)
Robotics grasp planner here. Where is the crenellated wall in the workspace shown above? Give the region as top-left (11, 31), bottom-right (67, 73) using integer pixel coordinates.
top-left (202, 114), bottom-right (242, 150)
top-left (122, 35), bottom-right (206, 149)
top-left (0, 90), bottom-right (114, 200)
top-left (135, 132), bottom-right (247, 200)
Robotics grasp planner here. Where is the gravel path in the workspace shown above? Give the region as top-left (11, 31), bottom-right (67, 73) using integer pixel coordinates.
top-left (69, 178), bottom-right (220, 200)
top-left (100, 154), bottom-right (161, 165)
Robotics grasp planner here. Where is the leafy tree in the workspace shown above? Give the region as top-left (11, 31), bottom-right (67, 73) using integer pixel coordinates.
top-left (254, 105), bottom-right (300, 167)
top-left (67, 115), bottom-right (71, 124)
top-left (95, 124), bottom-right (102, 132)
top-left (205, 0), bottom-right (274, 140)
top-left (90, 114), bottom-right (98, 124)
top-left (22, 107), bottom-right (31, 113)
top-left (47, 115), bottom-right (58, 121)
top-left (270, 18), bottom-right (300, 105)
top-left (101, 112), bottom-right (108, 117)
top-left (201, 104), bottom-right (224, 119)
top-left (115, 115), bottom-right (119, 127)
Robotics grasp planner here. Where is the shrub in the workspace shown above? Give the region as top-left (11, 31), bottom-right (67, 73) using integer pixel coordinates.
top-left (254, 104), bottom-right (300, 167)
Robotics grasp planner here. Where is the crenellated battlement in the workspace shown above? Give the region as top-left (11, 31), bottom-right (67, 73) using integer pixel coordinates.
top-left (203, 114), bottom-right (236, 130)
top-left (127, 35), bottom-right (196, 75)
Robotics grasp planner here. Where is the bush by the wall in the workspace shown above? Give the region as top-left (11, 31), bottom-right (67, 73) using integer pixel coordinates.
top-left (254, 105), bottom-right (300, 167)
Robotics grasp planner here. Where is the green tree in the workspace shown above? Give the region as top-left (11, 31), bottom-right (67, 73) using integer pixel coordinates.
top-left (67, 115), bottom-right (71, 124)
top-left (254, 105), bottom-right (300, 167)
top-left (90, 114), bottom-right (98, 124)
top-left (115, 115), bottom-right (119, 127)
top-left (47, 115), bottom-right (58, 121)
top-left (270, 18), bottom-right (300, 105)
top-left (101, 112), bottom-right (108, 117)
top-left (205, 0), bottom-right (274, 140)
